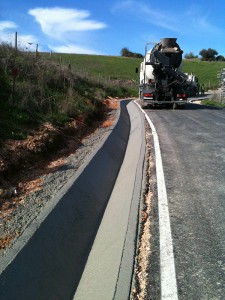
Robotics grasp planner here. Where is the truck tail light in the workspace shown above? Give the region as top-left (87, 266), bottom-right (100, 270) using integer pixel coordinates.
top-left (144, 93), bottom-right (153, 97)
top-left (177, 93), bottom-right (187, 98)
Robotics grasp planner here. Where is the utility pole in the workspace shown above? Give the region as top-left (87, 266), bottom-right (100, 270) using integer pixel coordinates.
top-left (15, 31), bottom-right (18, 54)
top-left (35, 44), bottom-right (38, 58)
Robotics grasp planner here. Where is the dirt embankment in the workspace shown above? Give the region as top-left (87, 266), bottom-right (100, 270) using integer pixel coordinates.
top-left (0, 97), bottom-right (119, 252)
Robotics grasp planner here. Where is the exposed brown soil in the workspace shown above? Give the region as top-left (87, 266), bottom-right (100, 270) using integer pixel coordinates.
top-left (0, 97), bottom-right (119, 250)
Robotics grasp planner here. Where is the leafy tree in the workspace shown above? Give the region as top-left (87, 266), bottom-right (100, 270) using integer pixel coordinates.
top-left (133, 53), bottom-right (143, 58)
top-left (216, 55), bottom-right (225, 61)
top-left (120, 47), bottom-right (143, 58)
top-left (199, 48), bottom-right (218, 61)
top-left (184, 52), bottom-right (198, 59)
top-left (121, 47), bottom-right (131, 57)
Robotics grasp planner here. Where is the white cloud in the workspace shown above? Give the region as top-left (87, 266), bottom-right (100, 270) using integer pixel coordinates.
top-left (184, 5), bottom-right (222, 35)
top-left (49, 43), bottom-right (103, 55)
top-left (112, 0), bottom-right (179, 32)
top-left (193, 16), bottom-right (221, 35)
top-left (0, 20), bottom-right (18, 30)
top-left (112, 1), bottom-right (223, 37)
top-left (28, 7), bottom-right (107, 54)
top-left (186, 4), bottom-right (201, 16)
top-left (0, 20), bottom-right (39, 50)
top-left (18, 35), bottom-right (39, 50)
top-left (29, 7), bottom-right (107, 39)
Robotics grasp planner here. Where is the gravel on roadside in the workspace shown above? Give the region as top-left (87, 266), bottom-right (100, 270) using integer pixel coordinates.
top-left (0, 105), bottom-right (119, 258)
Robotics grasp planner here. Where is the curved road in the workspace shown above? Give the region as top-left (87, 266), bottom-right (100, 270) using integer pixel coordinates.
top-left (146, 103), bottom-right (225, 299)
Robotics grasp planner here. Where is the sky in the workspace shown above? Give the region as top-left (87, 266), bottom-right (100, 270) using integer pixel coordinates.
top-left (0, 0), bottom-right (225, 58)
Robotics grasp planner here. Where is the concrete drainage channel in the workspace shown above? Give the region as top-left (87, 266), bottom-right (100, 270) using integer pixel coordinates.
top-left (0, 99), bottom-right (146, 300)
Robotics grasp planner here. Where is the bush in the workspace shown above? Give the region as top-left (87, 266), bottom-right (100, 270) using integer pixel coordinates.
top-left (216, 55), bottom-right (225, 61)
top-left (199, 48), bottom-right (218, 61)
top-left (120, 47), bottom-right (143, 58)
top-left (184, 52), bottom-right (198, 59)
top-left (0, 42), bottom-right (138, 140)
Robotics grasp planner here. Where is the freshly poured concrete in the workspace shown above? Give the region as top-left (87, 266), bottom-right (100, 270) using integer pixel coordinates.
top-left (74, 101), bottom-right (145, 299)
top-left (0, 100), bottom-right (145, 300)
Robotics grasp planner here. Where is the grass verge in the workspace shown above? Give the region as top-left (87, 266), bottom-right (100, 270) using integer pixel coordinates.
top-left (201, 99), bottom-right (225, 108)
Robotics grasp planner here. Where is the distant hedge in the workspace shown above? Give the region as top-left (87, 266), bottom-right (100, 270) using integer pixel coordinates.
top-left (120, 47), bottom-right (143, 58)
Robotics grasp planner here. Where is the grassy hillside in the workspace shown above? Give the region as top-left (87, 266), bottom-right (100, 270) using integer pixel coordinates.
top-left (0, 46), bottom-right (140, 141)
top-left (1, 46), bottom-right (225, 179)
top-left (182, 59), bottom-right (225, 90)
top-left (1, 45), bottom-right (225, 142)
top-left (46, 52), bottom-right (225, 90)
top-left (43, 52), bottom-right (142, 81)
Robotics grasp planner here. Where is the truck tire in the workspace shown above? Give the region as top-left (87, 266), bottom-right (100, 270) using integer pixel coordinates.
top-left (179, 104), bottom-right (186, 109)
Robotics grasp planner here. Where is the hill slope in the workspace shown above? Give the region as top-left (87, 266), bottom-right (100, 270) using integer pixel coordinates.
top-left (47, 53), bottom-right (225, 89)
top-left (0, 46), bottom-right (224, 180)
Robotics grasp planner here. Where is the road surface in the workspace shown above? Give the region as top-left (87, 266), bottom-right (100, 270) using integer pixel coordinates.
top-left (146, 103), bottom-right (225, 299)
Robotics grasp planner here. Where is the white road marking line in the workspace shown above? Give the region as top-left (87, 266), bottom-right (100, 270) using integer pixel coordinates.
top-left (135, 101), bottom-right (178, 300)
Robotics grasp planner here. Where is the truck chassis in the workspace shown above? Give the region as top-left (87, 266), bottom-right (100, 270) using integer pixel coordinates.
top-left (139, 85), bottom-right (188, 109)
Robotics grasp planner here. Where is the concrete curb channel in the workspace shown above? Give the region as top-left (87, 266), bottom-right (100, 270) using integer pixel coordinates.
top-left (0, 100), bottom-right (146, 300)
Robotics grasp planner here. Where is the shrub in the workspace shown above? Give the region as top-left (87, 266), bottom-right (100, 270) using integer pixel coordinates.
top-left (199, 48), bottom-right (218, 61)
top-left (0, 42), bottom-right (139, 140)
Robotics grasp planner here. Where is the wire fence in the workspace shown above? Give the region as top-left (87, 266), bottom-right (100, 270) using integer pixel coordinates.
top-left (0, 27), bottom-right (15, 46)
top-left (0, 29), bottom-right (43, 54)
top-left (218, 68), bottom-right (225, 101)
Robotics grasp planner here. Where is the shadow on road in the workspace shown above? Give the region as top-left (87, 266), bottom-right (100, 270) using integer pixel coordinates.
top-left (183, 103), bottom-right (222, 110)
top-left (0, 101), bottom-right (132, 300)
top-left (144, 103), bottom-right (223, 111)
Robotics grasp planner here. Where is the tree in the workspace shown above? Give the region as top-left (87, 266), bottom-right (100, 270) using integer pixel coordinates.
top-left (120, 47), bottom-right (143, 58)
top-left (216, 55), bottom-right (225, 61)
top-left (184, 52), bottom-right (198, 59)
top-left (199, 48), bottom-right (218, 61)
top-left (121, 47), bottom-right (131, 57)
top-left (133, 53), bottom-right (143, 58)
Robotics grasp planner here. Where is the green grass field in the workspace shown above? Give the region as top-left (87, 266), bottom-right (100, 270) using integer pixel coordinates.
top-left (45, 53), bottom-right (225, 90)
top-left (43, 52), bottom-right (142, 81)
top-left (1, 45), bottom-right (225, 141)
top-left (182, 59), bottom-right (225, 90)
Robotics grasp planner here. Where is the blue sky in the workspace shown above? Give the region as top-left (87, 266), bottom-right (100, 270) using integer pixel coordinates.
top-left (0, 0), bottom-right (224, 57)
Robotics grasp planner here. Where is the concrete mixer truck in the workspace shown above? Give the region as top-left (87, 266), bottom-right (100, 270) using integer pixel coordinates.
top-left (139, 38), bottom-right (188, 108)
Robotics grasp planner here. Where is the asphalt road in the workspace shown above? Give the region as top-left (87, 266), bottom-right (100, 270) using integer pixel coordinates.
top-left (145, 103), bottom-right (225, 299)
